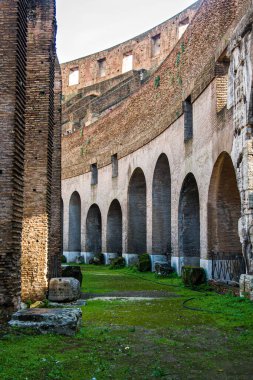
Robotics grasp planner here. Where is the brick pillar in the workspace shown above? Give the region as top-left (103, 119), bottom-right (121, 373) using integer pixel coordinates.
top-left (21, 0), bottom-right (57, 301)
top-left (0, 0), bottom-right (28, 319)
top-left (48, 57), bottom-right (62, 279)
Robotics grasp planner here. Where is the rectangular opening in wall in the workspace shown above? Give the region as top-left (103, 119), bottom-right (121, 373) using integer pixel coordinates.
top-left (98, 58), bottom-right (106, 77)
top-left (111, 154), bottom-right (118, 178)
top-left (91, 163), bottom-right (98, 185)
top-left (183, 96), bottom-right (193, 142)
top-left (178, 17), bottom-right (189, 38)
top-left (151, 34), bottom-right (161, 57)
top-left (69, 67), bottom-right (79, 86)
top-left (122, 52), bottom-right (133, 73)
top-left (215, 59), bottom-right (229, 113)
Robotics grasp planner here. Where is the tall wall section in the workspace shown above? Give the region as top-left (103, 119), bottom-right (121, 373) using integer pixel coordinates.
top-left (62, 0), bottom-right (249, 178)
top-left (21, 0), bottom-right (58, 301)
top-left (0, 0), bottom-right (28, 319)
top-left (0, 0), bottom-right (60, 319)
top-left (61, 2), bottom-right (200, 99)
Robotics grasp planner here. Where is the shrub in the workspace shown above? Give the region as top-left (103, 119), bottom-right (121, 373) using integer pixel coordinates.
top-left (138, 253), bottom-right (151, 272)
top-left (61, 255), bottom-right (67, 263)
top-left (181, 266), bottom-right (206, 287)
top-left (109, 256), bottom-right (126, 269)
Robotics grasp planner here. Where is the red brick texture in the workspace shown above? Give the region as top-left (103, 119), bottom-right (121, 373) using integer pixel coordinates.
top-left (0, 0), bottom-right (60, 318)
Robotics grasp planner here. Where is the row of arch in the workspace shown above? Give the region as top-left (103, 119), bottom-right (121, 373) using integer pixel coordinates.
top-left (66, 151), bottom-right (242, 263)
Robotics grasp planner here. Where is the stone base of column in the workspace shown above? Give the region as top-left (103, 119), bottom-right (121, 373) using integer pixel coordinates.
top-left (149, 254), bottom-right (168, 272)
top-left (171, 256), bottom-right (202, 275)
top-left (123, 253), bottom-right (139, 266)
top-left (103, 253), bottom-right (119, 265)
top-left (63, 251), bottom-right (80, 263)
top-left (81, 252), bottom-right (95, 264)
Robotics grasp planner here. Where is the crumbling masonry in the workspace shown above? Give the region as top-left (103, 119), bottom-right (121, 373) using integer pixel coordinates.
top-left (0, 0), bottom-right (61, 319)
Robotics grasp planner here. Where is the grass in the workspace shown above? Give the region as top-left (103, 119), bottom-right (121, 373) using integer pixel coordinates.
top-left (1, 265), bottom-right (253, 379)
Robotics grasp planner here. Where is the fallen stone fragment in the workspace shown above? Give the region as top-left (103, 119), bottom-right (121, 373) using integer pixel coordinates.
top-left (30, 301), bottom-right (44, 309)
top-left (48, 277), bottom-right (81, 302)
top-left (9, 308), bottom-right (82, 336)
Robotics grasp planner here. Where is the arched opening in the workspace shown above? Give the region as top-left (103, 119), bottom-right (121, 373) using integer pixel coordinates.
top-left (152, 154), bottom-right (171, 255)
top-left (178, 173), bottom-right (200, 266)
top-left (128, 168), bottom-right (147, 253)
top-left (208, 152), bottom-right (241, 255)
top-left (86, 204), bottom-right (102, 253)
top-left (68, 191), bottom-right (81, 252)
top-left (107, 199), bottom-right (122, 253)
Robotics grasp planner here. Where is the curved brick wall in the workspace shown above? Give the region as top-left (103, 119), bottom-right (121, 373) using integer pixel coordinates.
top-left (61, 2), bottom-right (200, 97)
top-left (62, 0), bottom-right (250, 180)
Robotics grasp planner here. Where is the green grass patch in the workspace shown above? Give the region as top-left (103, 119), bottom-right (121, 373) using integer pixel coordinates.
top-left (1, 265), bottom-right (253, 379)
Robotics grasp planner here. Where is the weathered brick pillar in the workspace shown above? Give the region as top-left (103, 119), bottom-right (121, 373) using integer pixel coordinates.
top-left (48, 57), bottom-right (62, 280)
top-left (21, 0), bottom-right (57, 301)
top-left (0, 0), bottom-right (28, 319)
top-left (228, 12), bottom-right (253, 274)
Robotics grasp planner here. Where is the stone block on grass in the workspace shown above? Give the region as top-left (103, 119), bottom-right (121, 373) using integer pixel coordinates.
top-left (48, 277), bottom-right (81, 302)
top-left (9, 308), bottom-right (82, 336)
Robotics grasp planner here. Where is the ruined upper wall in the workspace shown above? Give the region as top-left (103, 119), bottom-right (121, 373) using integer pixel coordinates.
top-left (61, 2), bottom-right (200, 98)
top-left (62, 0), bottom-right (252, 180)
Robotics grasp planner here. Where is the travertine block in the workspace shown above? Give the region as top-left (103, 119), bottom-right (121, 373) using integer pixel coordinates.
top-left (48, 278), bottom-right (81, 302)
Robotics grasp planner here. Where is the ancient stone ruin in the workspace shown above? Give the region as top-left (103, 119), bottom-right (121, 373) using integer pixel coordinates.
top-left (2, 0), bottom-right (253, 322)
top-left (0, 0), bottom-right (61, 320)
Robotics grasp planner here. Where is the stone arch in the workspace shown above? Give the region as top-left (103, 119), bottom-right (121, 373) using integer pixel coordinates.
top-left (86, 204), bottom-right (102, 253)
top-left (208, 152), bottom-right (241, 255)
top-left (152, 154), bottom-right (171, 254)
top-left (128, 168), bottom-right (147, 253)
top-left (68, 191), bottom-right (81, 252)
top-left (178, 173), bottom-right (200, 266)
top-left (107, 199), bottom-right (122, 253)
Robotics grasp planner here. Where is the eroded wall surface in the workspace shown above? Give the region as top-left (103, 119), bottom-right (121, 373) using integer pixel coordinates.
top-left (0, 0), bottom-right (60, 318)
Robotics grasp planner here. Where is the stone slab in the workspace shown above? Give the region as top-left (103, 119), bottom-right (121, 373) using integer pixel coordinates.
top-left (9, 308), bottom-right (82, 336)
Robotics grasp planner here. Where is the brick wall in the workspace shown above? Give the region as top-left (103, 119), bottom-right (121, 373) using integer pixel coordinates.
top-left (0, 0), bottom-right (28, 320)
top-left (0, 0), bottom-right (59, 318)
top-left (61, 2), bottom-right (200, 97)
top-left (48, 57), bottom-right (62, 279)
top-left (21, 0), bottom-right (57, 301)
top-left (62, 0), bottom-right (250, 180)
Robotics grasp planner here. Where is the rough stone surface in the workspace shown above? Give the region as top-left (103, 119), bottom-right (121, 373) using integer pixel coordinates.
top-left (240, 274), bottom-right (253, 300)
top-left (9, 308), bottom-right (82, 336)
top-left (48, 278), bottom-right (81, 302)
top-left (62, 266), bottom-right (83, 285)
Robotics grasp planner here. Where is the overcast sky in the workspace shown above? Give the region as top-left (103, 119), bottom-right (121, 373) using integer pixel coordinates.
top-left (56, 0), bottom-right (196, 63)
